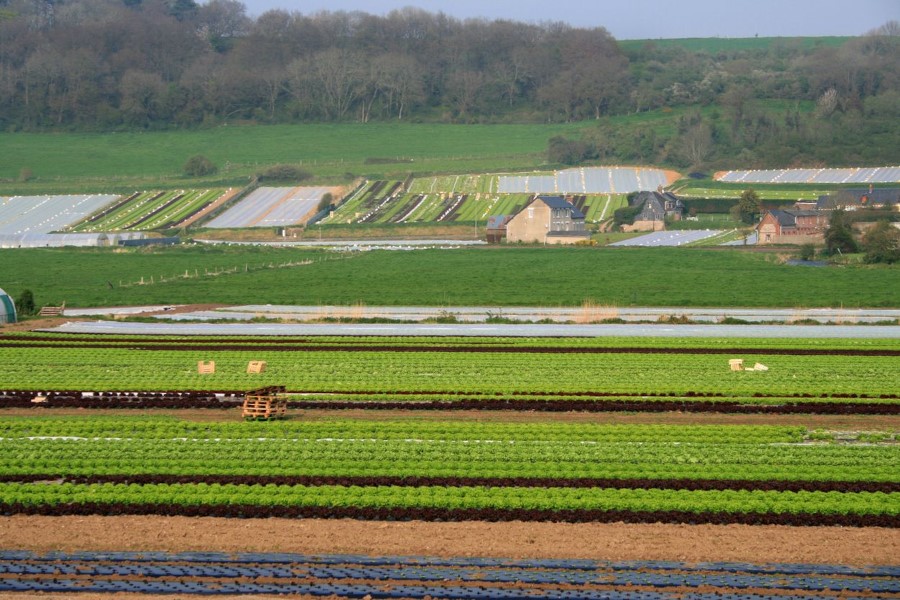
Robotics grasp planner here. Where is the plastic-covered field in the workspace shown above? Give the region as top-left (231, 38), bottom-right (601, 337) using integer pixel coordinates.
top-left (0, 551), bottom-right (895, 598)
top-left (717, 167), bottom-right (900, 184)
top-left (499, 167), bottom-right (670, 194)
top-left (206, 186), bottom-right (338, 228)
top-left (610, 230), bottom-right (725, 247)
top-left (0, 195), bottom-right (117, 235)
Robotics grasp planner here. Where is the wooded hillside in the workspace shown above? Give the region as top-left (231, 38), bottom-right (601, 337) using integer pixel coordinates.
top-left (1, 1), bottom-right (898, 167)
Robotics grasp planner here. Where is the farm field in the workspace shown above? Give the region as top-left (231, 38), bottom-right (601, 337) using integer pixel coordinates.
top-left (1, 550), bottom-right (896, 598)
top-left (1, 332), bottom-right (897, 402)
top-left (0, 194), bottom-right (118, 235)
top-left (206, 186), bottom-right (340, 229)
top-left (0, 122), bottom-right (595, 192)
top-left (0, 330), bottom-right (897, 585)
top-left (2, 246), bottom-right (899, 308)
top-left (324, 179), bottom-right (628, 225)
top-left (717, 166), bottom-right (900, 185)
top-left (70, 189), bottom-right (231, 232)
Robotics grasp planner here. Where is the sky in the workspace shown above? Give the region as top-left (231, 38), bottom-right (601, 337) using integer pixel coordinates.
top-left (238, 0), bottom-right (899, 40)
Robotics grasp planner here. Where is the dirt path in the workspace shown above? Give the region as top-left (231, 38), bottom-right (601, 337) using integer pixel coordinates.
top-left (1, 516), bottom-right (896, 566)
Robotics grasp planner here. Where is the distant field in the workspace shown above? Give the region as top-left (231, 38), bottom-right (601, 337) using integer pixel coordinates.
top-left (70, 189), bottom-right (229, 232)
top-left (618, 36), bottom-right (851, 54)
top-left (0, 123), bottom-right (594, 191)
top-left (322, 180), bottom-right (627, 225)
top-left (1, 246), bottom-right (897, 308)
top-left (677, 186), bottom-right (832, 200)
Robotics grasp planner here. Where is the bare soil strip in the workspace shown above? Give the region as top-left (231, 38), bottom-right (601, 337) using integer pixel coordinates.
top-left (2, 516), bottom-right (897, 566)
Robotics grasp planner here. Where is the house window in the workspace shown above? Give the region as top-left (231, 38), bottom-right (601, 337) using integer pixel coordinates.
top-left (528, 208), bottom-right (534, 219)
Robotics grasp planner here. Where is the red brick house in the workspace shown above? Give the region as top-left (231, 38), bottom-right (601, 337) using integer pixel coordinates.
top-left (756, 209), bottom-right (828, 245)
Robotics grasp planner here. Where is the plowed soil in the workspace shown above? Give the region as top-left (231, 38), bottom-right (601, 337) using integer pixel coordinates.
top-left (2, 515), bottom-right (898, 565)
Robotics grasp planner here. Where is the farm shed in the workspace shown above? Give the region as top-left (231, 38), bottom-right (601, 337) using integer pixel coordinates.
top-left (0, 288), bottom-right (15, 324)
top-left (107, 232), bottom-right (147, 245)
top-left (506, 196), bottom-right (591, 245)
top-left (486, 215), bottom-right (512, 244)
top-left (816, 186), bottom-right (900, 211)
top-left (0, 233), bottom-right (110, 248)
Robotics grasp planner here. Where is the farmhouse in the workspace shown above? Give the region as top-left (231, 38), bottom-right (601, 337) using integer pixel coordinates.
top-left (756, 209), bottom-right (828, 245)
top-left (504, 196), bottom-right (591, 244)
top-left (623, 190), bottom-right (684, 232)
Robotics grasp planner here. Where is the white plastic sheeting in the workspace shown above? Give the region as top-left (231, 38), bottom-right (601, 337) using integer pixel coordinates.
top-left (498, 167), bottom-right (671, 194)
top-left (717, 167), bottom-right (900, 184)
top-left (43, 320), bottom-right (900, 339)
top-left (0, 233), bottom-right (110, 248)
top-left (0, 195), bottom-right (118, 235)
top-left (610, 230), bottom-right (724, 247)
top-left (206, 187), bottom-right (339, 228)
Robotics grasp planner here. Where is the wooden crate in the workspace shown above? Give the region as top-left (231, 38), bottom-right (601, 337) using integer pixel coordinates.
top-left (247, 361), bottom-right (267, 374)
top-left (197, 361), bottom-right (216, 374)
top-left (728, 359), bottom-right (744, 372)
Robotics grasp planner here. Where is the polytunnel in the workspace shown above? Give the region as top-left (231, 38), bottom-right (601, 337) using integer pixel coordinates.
top-left (0, 288), bottom-right (16, 324)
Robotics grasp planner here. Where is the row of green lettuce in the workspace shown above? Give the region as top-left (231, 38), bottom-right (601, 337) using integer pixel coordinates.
top-left (2, 346), bottom-right (897, 397)
top-left (0, 418), bottom-right (895, 483)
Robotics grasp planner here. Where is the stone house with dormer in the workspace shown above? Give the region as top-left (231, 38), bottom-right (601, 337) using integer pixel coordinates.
top-left (505, 196), bottom-right (591, 244)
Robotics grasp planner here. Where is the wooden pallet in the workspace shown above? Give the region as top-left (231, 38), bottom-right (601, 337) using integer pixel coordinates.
top-left (242, 386), bottom-right (288, 420)
top-left (39, 303), bottom-right (65, 317)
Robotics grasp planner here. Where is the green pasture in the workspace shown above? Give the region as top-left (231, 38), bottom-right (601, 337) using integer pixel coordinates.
top-left (677, 185), bottom-right (833, 200)
top-left (0, 122), bottom-right (593, 192)
top-left (619, 36), bottom-right (851, 54)
top-left (1, 246), bottom-right (897, 308)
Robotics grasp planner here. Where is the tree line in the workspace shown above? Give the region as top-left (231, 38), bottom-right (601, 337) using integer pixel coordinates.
top-left (0, 1), bottom-right (898, 166)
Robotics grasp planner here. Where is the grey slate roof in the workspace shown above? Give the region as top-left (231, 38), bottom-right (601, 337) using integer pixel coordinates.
top-left (817, 188), bottom-right (900, 209)
top-left (486, 215), bottom-right (511, 230)
top-left (769, 209), bottom-right (797, 227)
top-left (534, 196), bottom-right (585, 219)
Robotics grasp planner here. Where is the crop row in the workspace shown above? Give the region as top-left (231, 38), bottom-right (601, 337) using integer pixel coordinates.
top-left (1, 421), bottom-right (895, 482)
top-left (3, 393), bottom-right (897, 413)
top-left (2, 345), bottom-right (897, 397)
top-left (5, 338), bottom-right (898, 357)
top-left (0, 418), bottom-right (807, 442)
top-left (9, 332), bottom-right (898, 352)
top-left (71, 189), bottom-right (226, 232)
top-left (0, 483), bottom-right (895, 517)
top-left (4, 474), bottom-right (895, 494)
top-left (5, 501), bottom-right (896, 527)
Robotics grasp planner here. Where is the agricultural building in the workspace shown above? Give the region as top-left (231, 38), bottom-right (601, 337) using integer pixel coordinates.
top-left (756, 209), bottom-right (827, 245)
top-left (486, 215), bottom-right (512, 244)
top-left (623, 191), bottom-right (684, 232)
top-left (0, 288), bottom-right (16, 324)
top-left (505, 196), bottom-right (590, 245)
top-left (816, 186), bottom-right (900, 211)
